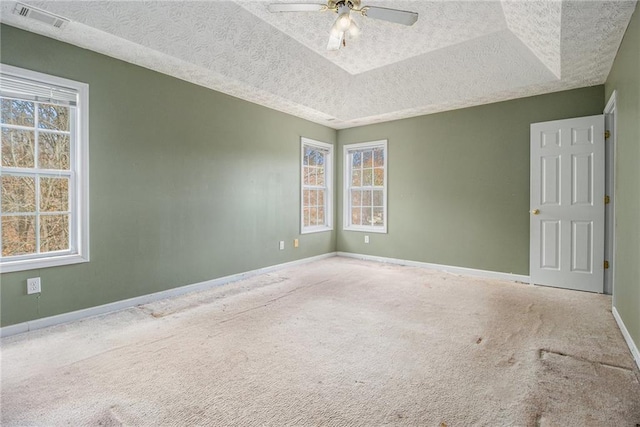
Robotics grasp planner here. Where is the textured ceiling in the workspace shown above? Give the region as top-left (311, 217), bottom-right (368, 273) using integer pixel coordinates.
top-left (0, 1), bottom-right (636, 129)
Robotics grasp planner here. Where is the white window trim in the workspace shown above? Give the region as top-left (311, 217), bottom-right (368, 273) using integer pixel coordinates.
top-left (343, 139), bottom-right (388, 233)
top-left (0, 64), bottom-right (89, 273)
top-left (300, 137), bottom-right (333, 234)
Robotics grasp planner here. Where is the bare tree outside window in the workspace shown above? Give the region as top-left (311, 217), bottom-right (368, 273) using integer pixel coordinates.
top-left (301, 138), bottom-right (333, 234)
top-left (1, 98), bottom-right (71, 257)
top-left (0, 65), bottom-right (88, 273)
top-left (349, 148), bottom-right (385, 227)
top-left (344, 140), bottom-right (387, 233)
top-left (302, 146), bottom-right (327, 227)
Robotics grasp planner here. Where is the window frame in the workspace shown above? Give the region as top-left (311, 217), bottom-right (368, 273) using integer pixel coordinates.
top-left (0, 64), bottom-right (89, 273)
top-left (300, 137), bottom-right (333, 234)
top-left (343, 139), bottom-right (388, 233)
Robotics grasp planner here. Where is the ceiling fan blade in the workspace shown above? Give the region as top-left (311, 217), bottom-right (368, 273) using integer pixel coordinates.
top-left (362, 6), bottom-right (418, 26)
top-left (327, 31), bottom-right (344, 51)
top-left (268, 3), bottom-right (326, 12)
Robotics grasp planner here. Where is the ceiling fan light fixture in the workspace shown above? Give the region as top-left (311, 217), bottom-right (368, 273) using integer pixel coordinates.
top-left (267, 0), bottom-right (419, 50)
top-left (334, 4), bottom-right (351, 32)
top-left (348, 19), bottom-right (360, 37)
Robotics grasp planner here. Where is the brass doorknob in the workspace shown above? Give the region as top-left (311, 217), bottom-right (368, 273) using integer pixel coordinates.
top-left (531, 209), bottom-right (540, 215)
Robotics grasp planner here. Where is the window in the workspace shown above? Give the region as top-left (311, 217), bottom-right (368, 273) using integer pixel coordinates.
top-left (301, 138), bottom-right (333, 233)
top-left (0, 64), bottom-right (89, 273)
top-left (344, 140), bottom-right (387, 233)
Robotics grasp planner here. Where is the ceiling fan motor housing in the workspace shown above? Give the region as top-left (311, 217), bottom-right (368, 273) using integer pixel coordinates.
top-left (329, 0), bottom-right (361, 11)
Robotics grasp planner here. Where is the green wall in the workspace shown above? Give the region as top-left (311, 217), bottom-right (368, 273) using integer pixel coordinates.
top-left (0, 25), bottom-right (336, 327)
top-left (337, 87), bottom-right (604, 274)
top-left (605, 5), bottom-right (640, 352)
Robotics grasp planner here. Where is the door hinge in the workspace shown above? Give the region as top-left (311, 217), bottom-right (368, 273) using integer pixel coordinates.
top-left (605, 130), bottom-right (611, 139)
top-left (604, 260), bottom-right (610, 269)
top-left (605, 195), bottom-right (610, 204)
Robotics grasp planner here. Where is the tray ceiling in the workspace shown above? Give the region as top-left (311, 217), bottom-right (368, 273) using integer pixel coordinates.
top-left (0, 1), bottom-right (636, 129)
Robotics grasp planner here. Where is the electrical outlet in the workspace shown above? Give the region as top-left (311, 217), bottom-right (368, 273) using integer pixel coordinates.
top-left (364, 235), bottom-right (370, 244)
top-left (279, 241), bottom-right (285, 250)
top-left (27, 277), bottom-right (41, 295)
top-left (294, 239), bottom-right (299, 248)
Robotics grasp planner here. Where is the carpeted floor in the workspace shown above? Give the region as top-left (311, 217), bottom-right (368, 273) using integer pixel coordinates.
top-left (1, 257), bottom-right (639, 426)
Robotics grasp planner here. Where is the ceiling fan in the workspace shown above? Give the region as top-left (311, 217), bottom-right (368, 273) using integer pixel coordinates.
top-left (268, 0), bottom-right (419, 50)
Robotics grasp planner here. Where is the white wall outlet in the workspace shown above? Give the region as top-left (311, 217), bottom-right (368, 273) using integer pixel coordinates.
top-left (279, 240), bottom-right (285, 250)
top-left (364, 235), bottom-right (370, 244)
top-left (27, 277), bottom-right (41, 295)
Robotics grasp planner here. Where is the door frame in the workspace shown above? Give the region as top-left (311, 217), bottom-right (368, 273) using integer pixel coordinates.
top-left (604, 91), bottom-right (617, 296)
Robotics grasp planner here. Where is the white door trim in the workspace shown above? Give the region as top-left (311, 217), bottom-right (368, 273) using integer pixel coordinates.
top-left (603, 91), bottom-right (617, 296)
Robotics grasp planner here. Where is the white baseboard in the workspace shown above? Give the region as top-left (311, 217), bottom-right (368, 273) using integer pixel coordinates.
top-left (612, 306), bottom-right (640, 370)
top-left (337, 252), bottom-right (530, 283)
top-left (0, 252), bottom-right (337, 338)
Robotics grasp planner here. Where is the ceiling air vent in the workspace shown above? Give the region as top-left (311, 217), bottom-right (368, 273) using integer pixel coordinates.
top-left (12, 3), bottom-right (69, 29)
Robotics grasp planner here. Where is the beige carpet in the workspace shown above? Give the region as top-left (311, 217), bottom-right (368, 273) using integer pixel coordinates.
top-left (1, 257), bottom-right (639, 426)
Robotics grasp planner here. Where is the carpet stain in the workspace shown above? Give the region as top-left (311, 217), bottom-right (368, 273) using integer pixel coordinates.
top-left (223, 350), bottom-right (249, 370)
top-left (531, 312), bottom-right (544, 334)
top-left (95, 405), bottom-right (124, 427)
top-left (476, 337), bottom-right (483, 344)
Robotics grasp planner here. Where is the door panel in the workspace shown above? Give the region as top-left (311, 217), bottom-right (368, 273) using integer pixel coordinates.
top-left (541, 220), bottom-right (560, 270)
top-left (530, 115), bottom-right (604, 292)
top-left (541, 156), bottom-right (560, 205)
top-left (571, 153), bottom-right (593, 205)
top-left (571, 220), bottom-right (592, 273)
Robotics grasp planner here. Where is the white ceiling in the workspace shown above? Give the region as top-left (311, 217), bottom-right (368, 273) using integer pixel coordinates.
top-left (1, 1), bottom-right (636, 129)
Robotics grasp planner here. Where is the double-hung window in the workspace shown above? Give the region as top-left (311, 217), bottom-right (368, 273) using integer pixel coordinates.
top-left (301, 138), bottom-right (333, 233)
top-left (0, 64), bottom-right (89, 273)
top-left (344, 140), bottom-right (387, 233)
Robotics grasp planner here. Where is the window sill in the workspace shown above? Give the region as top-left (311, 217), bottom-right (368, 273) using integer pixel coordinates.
top-left (0, 253), bottom-right (89, 274)
top-left (343, 226), bottom-right (387, 234)
top-left (301, 226), bottom-right (333, 235)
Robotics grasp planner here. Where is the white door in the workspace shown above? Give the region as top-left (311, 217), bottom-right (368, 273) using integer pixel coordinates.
top-left (530, 115), bottom-right (605, 293)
